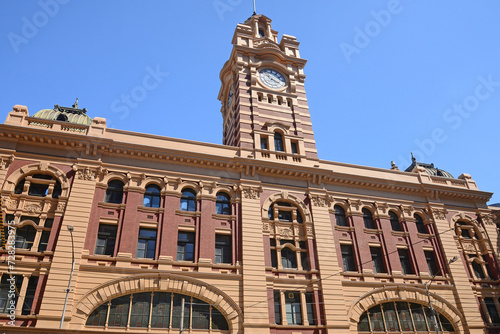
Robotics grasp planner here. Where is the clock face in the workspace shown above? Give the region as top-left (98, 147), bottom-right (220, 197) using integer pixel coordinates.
top-left (259, 68), bottom-right (286, 89)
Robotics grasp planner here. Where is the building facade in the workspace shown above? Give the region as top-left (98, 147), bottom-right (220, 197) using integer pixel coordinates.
top-left (0, 14), bottom-right (499, 334)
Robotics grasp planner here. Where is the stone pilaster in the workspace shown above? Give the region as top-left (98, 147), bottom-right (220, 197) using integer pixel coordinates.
top-left (430, 207), bottom-right (485, 334)
top-left (239, 182), bottom-right (270, 334)
top-left (36, 164), bottom-right (99, 328)
top-left (309, 191), bottom-right (350, 333)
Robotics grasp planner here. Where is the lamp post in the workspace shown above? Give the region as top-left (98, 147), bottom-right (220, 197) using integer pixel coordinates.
top-left (424, 256), bottom-right (458, 334)
top-left (60, 225), bottom-right (75, 329)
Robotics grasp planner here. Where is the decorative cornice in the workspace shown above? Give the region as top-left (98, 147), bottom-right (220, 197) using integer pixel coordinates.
top-left (0, 124), bottom-right (492, 203)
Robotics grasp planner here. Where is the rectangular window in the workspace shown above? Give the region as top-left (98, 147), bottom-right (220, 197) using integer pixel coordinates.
top-left (22, 276), bottom-right (38, 315)
top-left (130, 292), bottom-right (151, 328)
top-left (305, 292), bottom-right (315, 325)
top-left (38, 230), bottom-right (50, 252)
top-left (398, 249), bottom-right (414, 275)
top-left (108, 295), bottom-right (130, 327)
top-left (370, 247), bottom-right (387, 274)
top-left (291, 142), bottom-right (298, 154)
top-left (172, 294), bottom-right (190, 329)
top-left (95, 224), bottom-right (117, 256)
top-left (0, 275), bottom-right (22, 314)
top-left (136, 228), bottom-right (157, 259)
top-left (270, 238), bottom-right (278, 268)
top-left (261, 136), bottom-right (268, 150)
top-left (341, 244), bottom-right (357, 272)
top-left (151, 292), bottom-right (171, 328)
top-left (485, 298), bottom-right (500, 324)
top-left (177, 232), bottom-right (195, 261)
top-left (425, 250), bottom-right (439, 276)
top-left (273, 291), bottom-right (282, 324)
top-left (192, 297), bottom-right (210, 329)
top-left (285, 291), bottom-right (302, 325)
top-left (215, 234), bottom-right (232, 264)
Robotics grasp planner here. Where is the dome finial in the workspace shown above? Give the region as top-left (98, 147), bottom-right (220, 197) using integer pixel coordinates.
top-left (72, 98), bottom-right (79, 109)
top-left (411, 152), bottom-right (416, 162)
top-left (252, 0), bottom-right (257, 15)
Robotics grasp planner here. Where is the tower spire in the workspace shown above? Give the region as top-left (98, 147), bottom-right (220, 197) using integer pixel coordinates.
top-left (252, 0), bottom-right (256, 15)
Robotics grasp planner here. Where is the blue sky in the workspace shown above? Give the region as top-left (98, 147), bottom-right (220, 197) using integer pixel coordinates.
top-left (1, 1), bottom-right (499, 204)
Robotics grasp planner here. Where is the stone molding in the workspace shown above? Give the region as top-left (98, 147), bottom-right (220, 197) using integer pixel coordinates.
top-left (74, 273), bottom-right (242, 331)
top-left (347, 286), bottom-right (465, 333)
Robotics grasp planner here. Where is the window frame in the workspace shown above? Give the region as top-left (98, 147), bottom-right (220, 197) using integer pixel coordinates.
top-left (136, 228), bottom-right (157, 259)
top-left (177, 231), bottom-right (195, 261)
top-left (95, 224), bottom-right (117, 256)
top-left (180, 188), bottom-right (197, 212)
top-left (143, 184), bottom-right (161, 208)
top-left (105, 180), bottom-right (124, 204)
top-left (215, 192), bottom-right (231, 215)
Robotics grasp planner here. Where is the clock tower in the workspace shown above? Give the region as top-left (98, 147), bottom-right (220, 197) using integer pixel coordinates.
top-left (218, 14), bottom-right (318, 163)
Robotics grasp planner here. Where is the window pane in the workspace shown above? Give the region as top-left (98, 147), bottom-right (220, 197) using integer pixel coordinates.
top-left (108, 295), bottom-right (130, 327)
top-left (130, 292), bottom-right (151, 328)
top-left (22, 276), bottom-right (38, 315)
top-left (38, 230), bottom-right (50, 252)
top-left (86, 304), bottom-right (108, 327)
top-left (485, 298), bottom-right (500, 324)
top-left (396, 302), bottom-right (413, 331)
top-left (274, 132), bottom-right (284, 151)
top-left (191, 298), bottom-right (210, 329)
top-left (371, 247), bottom-right (386, 274)
top-left (398, 249), bottom-right (414, 275)
top-left (425, 251), bottom-right (439, 277)
top-left (383, 302), bottom-right (399, 332)
top-left (212, 306), bottom-right (229, 330)
top-left (305, 292), bottom-right (315, 325)
top-left (415, 214), bottom-right (427, 233)
top-left (136, 229), bottom-right (156, 259)
top-left (439, 313), bottom-right (455, 331)
top-left (410, 303), bottom-right (427, 331)
top-left (363, 209), bottom-right (375, 229)
top-left (281, 247), bottom-right (297, 269)
top-left (369, 305), bottom-right (385, 331)
top-left (285, 291), bottom-right (302, 325)
top-left (151, 292), bottom-right (171, 328)
top-left (358, 312), bottom-right (370, 331)
top-left (335, 205), bottom-right (348, 226)
top-left (171, 294), bottom-right (190, 329)
top-left (215, 234), bottom-right (231, 264)
top-left (274, 291), bottom-right (282, 324)
top-left (177, 232), bottom-right (195, 261)
top-left (341, 244), bottom-right (356, 272)
top-left (390, 212), bottom-right (402, 231)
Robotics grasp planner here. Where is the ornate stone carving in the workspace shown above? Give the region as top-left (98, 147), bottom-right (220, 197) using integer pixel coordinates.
top-left (74, 166), bottom-right (107, 181)
top-left (279, 227), bottom-right (292, 238)
top-left (306, 226), bottom-right (313, 236)
top-left (480, 214), bottom-right (495, 226)
top-left (4, 198), bottom-right (18, 210)
top-left (309, 194), bottom-right (332, 207)
top-left (25, 203), bottom-right (42, 214)
top-left (262, 222), bottom-right (271, 233)
top-left (0, 155), bottom-right (14, 170)
top-left (57, 202), bottom-right (67, 212)
top-left (242, 186), bottom-right (261, 199)
top-left (429, 208), bottom-right (447, 221)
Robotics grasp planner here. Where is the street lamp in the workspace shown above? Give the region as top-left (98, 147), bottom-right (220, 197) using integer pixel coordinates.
top-left (60, 225), bottom-right (75, 329)
top-left (424, 256), bottom-right (458, 334)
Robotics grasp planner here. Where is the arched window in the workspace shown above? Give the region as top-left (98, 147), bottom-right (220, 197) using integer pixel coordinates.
top-left (390, 211), bottom-right (402, 231)
top-left (15, 225), bottom-right (37, 250)
top-left (143, 184), bottom-right (161, 208)
top-left (363, 208), bottom-right (376, 229)
top-left (281, 247), bottom-right (297, 269)
top-left (334, 205), bottom-right (348, 226)
top-left (268, 201), bottom-right (303, 223)
top-left (180, 188), bottom-right (197, 211)
top-left (358, 301), bottom-right (455, 333)
top-left (215, 192), bottom-right (231, 215)
top-left (105, 180), bottom-right (124, 204)
top-left (86, 292), bottom-right (229, 330)
top-left (14, 174), bottom-right (62, 198)
top-left (414, 214), bottom-right (427, 234)
top-left (274, 132), bottom-right (284, 152)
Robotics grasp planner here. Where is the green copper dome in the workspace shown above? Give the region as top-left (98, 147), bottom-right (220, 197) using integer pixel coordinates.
top-left (32, 99), bottom-right (92, 126)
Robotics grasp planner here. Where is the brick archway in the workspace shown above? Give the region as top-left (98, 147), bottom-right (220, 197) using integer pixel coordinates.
top-left (73, 273), bottom-right (242, 331)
